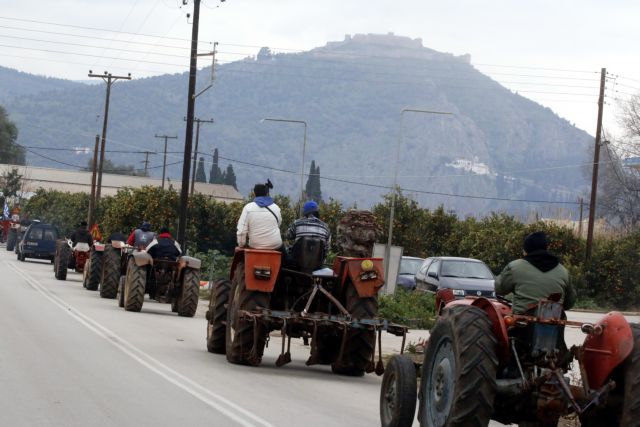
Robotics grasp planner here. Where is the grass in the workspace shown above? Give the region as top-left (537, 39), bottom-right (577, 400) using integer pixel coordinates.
top-left (379, 289), bottom-right (436, 330)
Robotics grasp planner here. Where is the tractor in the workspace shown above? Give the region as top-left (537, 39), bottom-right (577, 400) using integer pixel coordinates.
top-left (53, 239), bottom-right (91, 280)
top-left (206, 237), bottom-right (406, 376)
top-left (119, 247), bottom-right (201, 317)
top-left (379, 290), bottom-right (640, 427)
top-left (100, 239), bottom-right (129, 299)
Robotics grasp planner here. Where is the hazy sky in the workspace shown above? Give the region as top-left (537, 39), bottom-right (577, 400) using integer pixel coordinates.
top-left (1, 0), bottom-right (639, 135)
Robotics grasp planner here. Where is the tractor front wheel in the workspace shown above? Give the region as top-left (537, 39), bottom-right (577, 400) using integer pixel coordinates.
top-left (380, 355), bottom-right (418, 427)
top-left (331, 281), bottom-right (377, 376)
top-left (177, 268), bottom-right (199, 317)
top-left (54, 242), bottom-right (69, 281)
top-left (207, 279), bottom-right (230, 354)
top-left (419, 305), bottom-right (497, 427)
top-left (124, 258), bottom-right (145, 312)
top-left (84, 249), bottom-right (102, 291)
top-left (225, 262), bottom-right (270, 366)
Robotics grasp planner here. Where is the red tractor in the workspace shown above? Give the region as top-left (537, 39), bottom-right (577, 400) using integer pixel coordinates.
top-left (380, 290), bottom-right (640, 427)
top-left (53, 239), bottom-right (91, 280)
top-left (206, 238), bottom-right (406, 376)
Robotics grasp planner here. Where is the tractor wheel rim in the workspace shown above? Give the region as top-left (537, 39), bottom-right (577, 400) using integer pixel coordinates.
top-left (229, 284), bottom-right (242, 345)
top-left (426, 338), bottom-right (455, 426)
top-left (381, 370), bottom-right (397, 423)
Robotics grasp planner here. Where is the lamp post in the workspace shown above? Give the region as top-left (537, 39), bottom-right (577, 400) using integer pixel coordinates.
top-left (261, 117), bottom-right (307, 216)
top-left (384, 108), bottom-right (453, 283)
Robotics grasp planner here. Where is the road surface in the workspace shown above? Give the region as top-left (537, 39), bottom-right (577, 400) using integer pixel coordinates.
top-left (1, 247), bottom-right (638, 427)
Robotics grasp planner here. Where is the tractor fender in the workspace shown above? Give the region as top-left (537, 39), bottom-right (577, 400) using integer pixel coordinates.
top-left (230, 247), bottom-right (281, 292)
top-left (131, 251), bottom-right (153, 267)
top-left (110, 240), bottom-right (125, 249)
top-left (178, 256), bottom-right (201, 270)
top-left (335, 257), bottom-right (385, 298)
top-left (93, 242), bottom-right (105, 252)
top-left (582, 311), bottom-right (634, 390)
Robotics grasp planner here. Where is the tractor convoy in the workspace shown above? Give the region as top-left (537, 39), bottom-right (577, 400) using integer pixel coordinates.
top-left (7, 212), bottom-right (639, 427)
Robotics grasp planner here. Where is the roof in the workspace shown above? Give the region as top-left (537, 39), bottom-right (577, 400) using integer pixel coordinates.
top-left (0, 163), bottom-right (244, 203)
top-left (428, 256), bottom-right (485, 263)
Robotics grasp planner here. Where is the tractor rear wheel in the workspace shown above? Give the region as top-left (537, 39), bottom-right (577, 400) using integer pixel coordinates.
top-left (331, 281), bottom-right (377, 376)
top-left (177, 268), bottom-right (199, 317)
top-left (207, 279), bottom-right (231, 354)
top-left (100, 246), bottom-right (120, 299)
top-left (6, 230), bottom-right (16, 251)
top-left (54, 242), bottom-right (69, 281)
top-left (380, 355), bottom-right (418, 427)
top-left (84, 249), bottom-right (102, 291)
top-left (225, 262), bottom-right (270, 366)
top-left (118, 276), bottom-right (125, 308)
top-left (124, 258), bottom-right (145, 312)
top-left (620, 323), bottom-right (640, 426)
top-left (419, 305), bottom-right (497, 427)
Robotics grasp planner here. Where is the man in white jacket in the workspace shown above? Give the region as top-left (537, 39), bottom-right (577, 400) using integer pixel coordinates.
top-left (236, 180), bottom-right (283, 250)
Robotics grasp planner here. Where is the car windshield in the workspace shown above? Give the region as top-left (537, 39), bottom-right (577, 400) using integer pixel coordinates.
top-left (399, 258), bottom-right (423, 275)
top-left (440, 260), bottom-right (493, 279)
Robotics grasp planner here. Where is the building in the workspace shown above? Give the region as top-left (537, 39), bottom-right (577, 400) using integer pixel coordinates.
top-left (623, 157), bottom-right (640, 170)
top-left (0, 164), bottom-right (244, 202)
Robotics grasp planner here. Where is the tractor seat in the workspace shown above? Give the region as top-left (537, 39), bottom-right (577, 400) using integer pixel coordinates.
top-left (289, 237), bottom-right (325, 273)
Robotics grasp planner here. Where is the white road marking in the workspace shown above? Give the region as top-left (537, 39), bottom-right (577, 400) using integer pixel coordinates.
top-left (6, 261), bottom-right (274, 427)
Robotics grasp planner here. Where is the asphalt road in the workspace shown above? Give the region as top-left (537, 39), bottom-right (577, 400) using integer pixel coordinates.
top-left (1, 247), bottom-right (638, 427)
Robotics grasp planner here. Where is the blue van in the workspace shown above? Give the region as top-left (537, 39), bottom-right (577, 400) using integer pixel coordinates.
top-left (17, 222), bottom-right (60, 262)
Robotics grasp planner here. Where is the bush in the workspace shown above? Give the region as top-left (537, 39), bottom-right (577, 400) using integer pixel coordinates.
top-left (379, 289), bottom-right (436, 329)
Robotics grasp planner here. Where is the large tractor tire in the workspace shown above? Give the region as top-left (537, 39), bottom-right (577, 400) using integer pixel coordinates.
top-left (84, 249), bottom-right (102, 291)
top-left (331, 282), bottom-right (378, 376)
top-left (380, 355), bottom-right (418, 427)
top-left (54, 241), bottom-right (70, 281)
top-left (177, 268), bottom-right (200, 317)
top-left (100, 246), bottom-right (120, 299)
top-left (118, 276), bottom-right (125, 308)
top-left (6, 229), bottom-right (16, 251)
top-left (225, 262), bottom-right (270, 366)
top-left (419, 305), bottom-right (497, 427)
top-left (207, 279), bottom-right (231, 354)
top-left (124, 258), bottom-right (146, 312)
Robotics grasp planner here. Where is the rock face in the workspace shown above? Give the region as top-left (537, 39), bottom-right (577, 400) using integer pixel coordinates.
top-left (1, 33), bottom-right (592, 215)
top-left (336, 210), bottom-right (380, 257)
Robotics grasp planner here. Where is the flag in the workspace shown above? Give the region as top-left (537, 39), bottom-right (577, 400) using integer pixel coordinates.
top-left (2, 201), bottom-right (9, 220)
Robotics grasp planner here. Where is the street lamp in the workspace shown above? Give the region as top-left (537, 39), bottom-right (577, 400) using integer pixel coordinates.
top-left (261, 117), bottom-right (308, 216)
top-left (384, 108), bottom-right (453, 285)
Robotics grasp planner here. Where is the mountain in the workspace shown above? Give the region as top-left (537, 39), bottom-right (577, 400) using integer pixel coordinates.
top-left (0, 33), bottom-right (592, 216)
top-left (0, 66), bottom-right (85, 103)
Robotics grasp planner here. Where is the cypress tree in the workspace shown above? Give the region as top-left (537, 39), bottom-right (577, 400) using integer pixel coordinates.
top-left (196, 157), bottom-right (207, 183)
top-left (224, 164), bottom-right (237, 190)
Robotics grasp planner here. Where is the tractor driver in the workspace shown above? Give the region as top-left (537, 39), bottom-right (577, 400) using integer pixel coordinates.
top-left (127, 221), bottom-right (155, 250)
top-left (495, 231), bottom-right (576, 314)
top-left (147, 227), bottom-right (181, 260)
top-left (70, 220), bottom-right (93, 248)
top-left (236, 180), bottom-right (283, 250)
top-left (286, 200), bottom-right (331, 259)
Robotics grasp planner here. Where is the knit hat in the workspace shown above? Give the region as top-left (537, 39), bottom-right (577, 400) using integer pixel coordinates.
top-left (523, 231), bottom-right (548, 253)
top-left (303, 201), bottom-right (319, 216)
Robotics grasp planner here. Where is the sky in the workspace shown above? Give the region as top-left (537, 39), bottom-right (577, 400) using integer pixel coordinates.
top-left (1, 0), bottom-right (639, 136)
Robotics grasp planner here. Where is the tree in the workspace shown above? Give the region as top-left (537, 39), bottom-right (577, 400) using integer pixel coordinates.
top-left (304, 160), bottom-right (322, 201)
top-left (196, 157), bottom-right (207, 183)
top-left (224, 164), bottom-right (237, 190)
top-left (0, 105), bottom-right (25, 165)
top-left (0, 167), bottom-right (23, 198)
top-left (209, 148), bottom-right (223, 184)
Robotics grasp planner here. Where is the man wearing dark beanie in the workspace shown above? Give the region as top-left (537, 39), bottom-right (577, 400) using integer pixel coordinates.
top-left (495, 231), bottom-right (576, 314)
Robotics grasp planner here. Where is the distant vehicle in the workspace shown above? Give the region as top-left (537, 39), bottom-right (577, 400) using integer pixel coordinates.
top-left (414, 256), bottom-right (495, 298)
top-left (396, 256), bottom-right (425, 291)
top-left (16, 222), bottom-right (59, 262)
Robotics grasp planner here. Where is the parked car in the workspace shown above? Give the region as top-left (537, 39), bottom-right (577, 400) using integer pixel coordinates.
top-left (414, 256), bottom-right (495, 298)
top-left (396, 256), bottom-right (425, 291)
top-left (16, 222), bottom-right (59, 262)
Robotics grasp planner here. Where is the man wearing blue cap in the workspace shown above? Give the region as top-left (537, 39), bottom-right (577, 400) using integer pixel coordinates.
top-left (286, 201), bottom-right (331, 256)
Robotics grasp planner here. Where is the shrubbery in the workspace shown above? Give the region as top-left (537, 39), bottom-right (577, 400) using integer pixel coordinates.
top-left (23, 187), bottom-right (640, 310)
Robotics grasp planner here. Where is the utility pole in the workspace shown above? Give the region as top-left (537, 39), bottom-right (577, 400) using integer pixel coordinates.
top-left (88, 70), bottom-right (131, 202)
top-left (141, 151), bottom-right (155, 176)
top-left (585, 68), bottom-right (607, 261)
top-left (184, 117), bottom-right (214, 195)
top-left (577, 197), bottom-right (584, 238)
top-left (178, 0), bottom-right (201, 248)
top-left (155, 134), bottom-right (178, 189)
top-left (87, 134), bottom-right (100, 226)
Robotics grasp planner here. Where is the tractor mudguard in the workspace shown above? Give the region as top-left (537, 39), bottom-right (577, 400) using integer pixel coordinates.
top-left (334, 257), bottom-right (385, 298)
top-left (230, 247), bottom-right (281, 292)
top-left (93, 243), bottom-right (105, 252)
top-left (132, 251), bottom-right (153, 267)
top-left (178, 256), bottom-right (201, 270)
top-left (582, 311), bottom-right (634, 390)
top-left (111, 240), bottom-right (125, 249)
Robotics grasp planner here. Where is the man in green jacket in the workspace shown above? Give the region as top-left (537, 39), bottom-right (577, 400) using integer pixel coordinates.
top-left (495, 231), bottom-right (576, 314)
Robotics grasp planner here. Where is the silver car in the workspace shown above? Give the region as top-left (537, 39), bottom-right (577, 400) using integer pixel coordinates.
top-left (414, 256), bottom-right (495, 298)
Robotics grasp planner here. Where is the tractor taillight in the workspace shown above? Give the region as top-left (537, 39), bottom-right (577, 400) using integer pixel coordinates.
top-left (254, 266), bottom-right (271, 280)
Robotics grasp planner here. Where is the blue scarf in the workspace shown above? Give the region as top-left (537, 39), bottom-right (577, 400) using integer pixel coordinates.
top-left (254, 196), bottom-right (273, 207)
